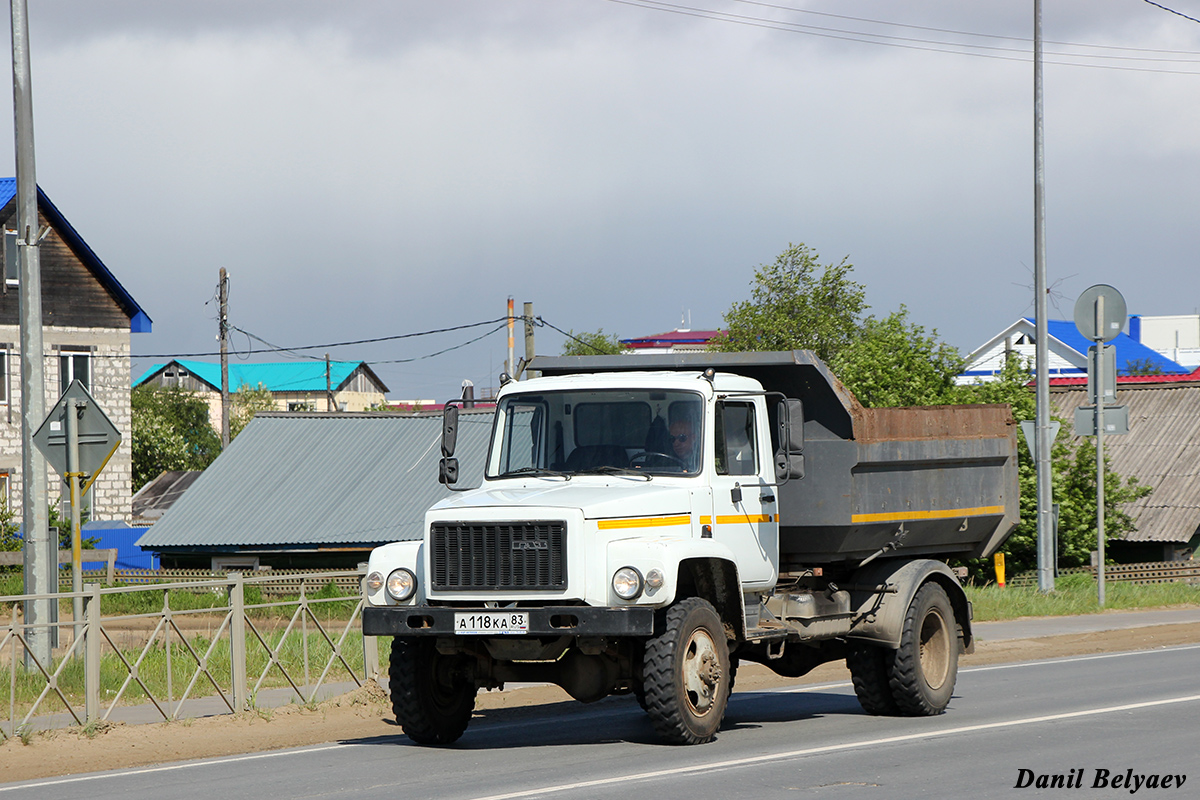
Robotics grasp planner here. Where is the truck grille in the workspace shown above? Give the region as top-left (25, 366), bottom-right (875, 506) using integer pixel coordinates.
top-left (430, 521), bottom-right (567, 591)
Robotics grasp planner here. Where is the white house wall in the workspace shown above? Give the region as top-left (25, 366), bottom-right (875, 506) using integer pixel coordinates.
top-left (0, 324), bottom-right (132, 523)
top-left (957, 330), bottom-right (1084, 385)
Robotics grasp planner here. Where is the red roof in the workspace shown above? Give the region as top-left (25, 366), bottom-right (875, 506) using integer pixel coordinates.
top-left (1049, 366), bottom-right (1200, 387)
top-left (622, 329), bottom-right (723, 349)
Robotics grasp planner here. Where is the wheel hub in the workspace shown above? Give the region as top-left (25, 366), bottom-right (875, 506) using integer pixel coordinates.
top-left (683, 629), bottom-right (722, 714)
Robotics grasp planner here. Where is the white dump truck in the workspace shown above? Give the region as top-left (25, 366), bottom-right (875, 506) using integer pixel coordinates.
top-left (363, 351), bottom-right (1018, 745)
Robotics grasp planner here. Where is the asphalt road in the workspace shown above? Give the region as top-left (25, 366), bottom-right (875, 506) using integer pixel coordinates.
top-left (5, 643), bottom-right (1198, 800)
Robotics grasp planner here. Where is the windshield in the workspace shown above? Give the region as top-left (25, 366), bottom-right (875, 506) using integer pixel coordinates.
top-left (488, 388), bottom-right (705, 478)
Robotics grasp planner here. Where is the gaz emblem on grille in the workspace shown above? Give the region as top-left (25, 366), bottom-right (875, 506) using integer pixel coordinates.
top-left (512, 540), bottom-right (549, 551)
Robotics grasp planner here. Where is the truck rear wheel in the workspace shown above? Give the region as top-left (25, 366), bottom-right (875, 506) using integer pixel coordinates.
top-left (389, 637), bottom-right (477, 745)
top-left (846, 642), bottom-right (899, 716)
top-left (888, 582), bottom-right (958, 715)
top-left (642, 597), bottom-right (731, 745)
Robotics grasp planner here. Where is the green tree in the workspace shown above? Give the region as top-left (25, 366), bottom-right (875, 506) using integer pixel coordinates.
top-left (231, 382), bottom-right (277, 439)
top-left (831, 307), bottom-right (966, 408)
top-left (0, 497), bottom-right (19, 554)
top-left (560, 329), bottom-right (628, 356)
top-left (710, 242), bottom-right (867, 362)
top-left (131, 385), bottom-right (221, 491)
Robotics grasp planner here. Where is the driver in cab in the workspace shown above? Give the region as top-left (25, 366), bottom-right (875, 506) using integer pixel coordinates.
top-left (669, 416), bottom-right (698, 472)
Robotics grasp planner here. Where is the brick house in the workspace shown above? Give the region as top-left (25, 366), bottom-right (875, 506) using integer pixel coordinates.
top-left (0, 179), bottom-right (151, 523)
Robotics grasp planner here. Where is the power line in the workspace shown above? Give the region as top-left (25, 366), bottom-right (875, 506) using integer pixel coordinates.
top-left (1143, 0), bottom-right (1200, 25)
top-left (604, 0), bottom-right (1200, 74)
top-left (131, 317), bottom-right (514, 360)
top-left (535, 317), bottom-right (622, 355)
top-left (729, 0), bottom-right (1200, 54)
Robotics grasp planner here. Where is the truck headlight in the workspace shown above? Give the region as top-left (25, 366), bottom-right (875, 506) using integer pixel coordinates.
top-left (365, 571), bottom-right (383, 593)
top-left (386, 568), bottom-right (417, 602)
top-left (612, 566), bottom-right (643, 600)
top-left (645, 569), bottom-right (664, 592)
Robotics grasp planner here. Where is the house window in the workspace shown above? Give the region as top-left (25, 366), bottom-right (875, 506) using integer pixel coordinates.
top-left (163, 367), bottom-right (189, 388)
top-left (287, 401), bottom-right (314, 412)
top-left (0, 346), bottom-right (7, 404)
top-left (60, 350), bottom-right (90, 393)
top-left (4, 230), bottom-right (16, 287)
top-left (0, 471), bottom-right (9, 504)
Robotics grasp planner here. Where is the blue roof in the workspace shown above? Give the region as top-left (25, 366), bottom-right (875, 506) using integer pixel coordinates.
top-left (1036, 318), bottom-right (1190, 375)
top-left (0, 178), bottom-right (151, 332)
top-left (134, 359), bottom-right (386, 393)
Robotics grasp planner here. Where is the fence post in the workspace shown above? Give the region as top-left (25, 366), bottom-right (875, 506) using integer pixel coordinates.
top-left (84, 583), bottom-right (101, 722)
top-left (229, 572), bottom-right (248, 711)
top-left (359, 564), bottom-right (379, 682)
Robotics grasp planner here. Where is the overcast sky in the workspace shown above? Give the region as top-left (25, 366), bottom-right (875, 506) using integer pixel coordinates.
top-left (4, 1), bottom-right (1199, 401)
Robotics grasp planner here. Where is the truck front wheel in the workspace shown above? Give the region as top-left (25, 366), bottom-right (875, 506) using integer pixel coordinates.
top-left (888, 582), bottom-right (958, 715)
top-left (642, 597), bottom-right (732, 745)
top-left (389, 637), bottom-right (477, 745)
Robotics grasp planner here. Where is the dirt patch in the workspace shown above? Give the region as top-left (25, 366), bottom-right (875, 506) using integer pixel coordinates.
top-left (4, 622), bottom-right (1200, 784)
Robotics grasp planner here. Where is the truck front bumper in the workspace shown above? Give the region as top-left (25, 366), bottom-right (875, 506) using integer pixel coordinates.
top-left (362, 605), bottom-right (655, 638)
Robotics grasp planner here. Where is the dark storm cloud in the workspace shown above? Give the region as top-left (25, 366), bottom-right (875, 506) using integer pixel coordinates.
top-left (2, 1), bottom-right (1197, 399)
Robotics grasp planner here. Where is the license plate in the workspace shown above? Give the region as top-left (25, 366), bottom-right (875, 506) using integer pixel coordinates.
top-left (454, 611), bottom-right (529, 635)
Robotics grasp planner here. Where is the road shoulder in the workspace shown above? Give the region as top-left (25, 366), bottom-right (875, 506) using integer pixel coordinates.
top-left (3, 621), bottom-right (1199, 784)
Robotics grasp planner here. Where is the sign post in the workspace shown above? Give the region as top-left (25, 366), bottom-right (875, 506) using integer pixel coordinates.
top-left (33, 380), bottom-right (122, 645)
top-left (1073, 284), bottom-right (1127, 608)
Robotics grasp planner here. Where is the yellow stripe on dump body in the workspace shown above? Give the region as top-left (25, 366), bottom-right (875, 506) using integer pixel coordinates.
top-left (714, 514), bottom-right (776, 525)
top-left (851, 505), bottom-right (1005, 524)
top-left (597, 514), bottom-right (692, 530)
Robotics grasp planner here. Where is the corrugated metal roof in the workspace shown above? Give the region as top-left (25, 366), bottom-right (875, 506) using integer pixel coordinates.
top-left (134, 359), bottom-right (388, 394)
top-left (132, 470), bottom-right (203, 522)
top-left (1051, 384), bottom-right (1200, 543)
top-left (136, 411), bottom-right (492, 549)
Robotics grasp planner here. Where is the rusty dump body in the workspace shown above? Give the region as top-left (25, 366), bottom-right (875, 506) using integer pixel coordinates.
top-left (530, 350), bottom-right (1019, 566)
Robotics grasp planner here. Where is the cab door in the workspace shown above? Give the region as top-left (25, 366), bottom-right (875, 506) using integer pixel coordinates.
top-left (709, 400), bottom-right (777, 588)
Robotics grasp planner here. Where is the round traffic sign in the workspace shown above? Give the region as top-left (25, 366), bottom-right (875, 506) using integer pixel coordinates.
top-left (1074, 284), bottom-right (1126, 342)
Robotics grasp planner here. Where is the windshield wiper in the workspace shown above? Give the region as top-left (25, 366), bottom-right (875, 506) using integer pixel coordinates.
top-left (497, 467), bottom-right (571, 480)
top-left (575, 466), bottom-right (652, 481)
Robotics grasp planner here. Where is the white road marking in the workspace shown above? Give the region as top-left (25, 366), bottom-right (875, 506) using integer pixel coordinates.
top-left (0, 743), bottom-right (351, 793)
top-left (959, 642), bottom-right (1200, 673)
top-left (464, 693), bottom-right (1200, 800)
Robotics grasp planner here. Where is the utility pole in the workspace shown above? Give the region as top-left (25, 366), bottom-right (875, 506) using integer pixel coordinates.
top-left (325, 353), bottom-right (334, 412)
top-left (506, 297), bottom-right (515, 378)
top-left (1033, 0), bottom-right (1055, 593)
top-left (12, 0), bottom-right (53, 664)
top-left (523, 302), bottom-right (535, 380)
top-left (219, 268), bottom-right (230, 448)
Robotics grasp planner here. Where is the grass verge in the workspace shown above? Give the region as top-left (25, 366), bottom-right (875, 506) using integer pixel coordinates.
top-left (968, 571), bottom-right (1200, 621)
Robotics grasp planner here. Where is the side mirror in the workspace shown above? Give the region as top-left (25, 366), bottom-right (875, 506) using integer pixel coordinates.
top-left (774, 451), bottom-right (805, 482)
top-left (778, 398), bottom-right (804, 454)
top-left (442, 405), bottom-right (459, 458)
top-left (439, 457), bottom-right (459, 485)
top-left (774, 398), bottom-right (805, 482)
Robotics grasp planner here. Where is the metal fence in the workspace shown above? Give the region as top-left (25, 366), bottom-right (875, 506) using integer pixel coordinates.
top-left (1009, 560), bottom-right (1200, 587)
top-left (1, 568), bottom-right (381, 740)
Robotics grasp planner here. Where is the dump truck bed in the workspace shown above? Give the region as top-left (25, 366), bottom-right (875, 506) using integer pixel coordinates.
top-left (530, 350), bottom-right (1020, 565)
